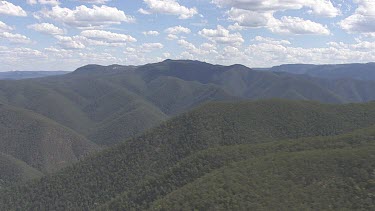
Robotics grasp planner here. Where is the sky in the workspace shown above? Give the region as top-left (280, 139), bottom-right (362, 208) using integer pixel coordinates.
top-left (0, 0), bottom-right (375, 71)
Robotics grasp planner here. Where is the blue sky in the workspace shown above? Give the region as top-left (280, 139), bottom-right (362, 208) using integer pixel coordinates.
top-left (0, 0), bottom-right (374, 71)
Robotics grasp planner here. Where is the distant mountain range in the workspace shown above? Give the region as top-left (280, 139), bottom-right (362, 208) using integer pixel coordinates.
top-left (257, 62), bottom-right (375, 81)
top-left (0, 60), bottom-right (374, 150)
top-left (0, 60), bottom-right (374, 210)
top-left (0, 71), bottom-right (69, 80)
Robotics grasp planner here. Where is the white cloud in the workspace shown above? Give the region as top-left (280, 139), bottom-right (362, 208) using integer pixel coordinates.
top-left (0, 47), bottom-right (45, 62)
top-left (81, 30), bottom-right (137, 43)
top-left (228, 23), bottom-right (244, 31)
top-left (28, 23), bottom-right (64, 35)
top-left (76, 0), bottom-right (111, 4)
top-left (54, 35), bottom-right (86, 49)
top-left (0, 1), bottom-right (27, 16)
top-left (27, 0), bottom-right (60, 5)
top-left (138, 8), bottom-right (151, 15)
top-left (165, 25), bottom-right (191, 34)
top-left (227, 8), bottom-right (330, 35)
top-left (212, 0), bottom-right (340, 17)
top-left (26, 0), bottom-right (37, 5)
top-left (200, 43), bottom-right (217, 51)
top-left (244, 36), bottom-right (375, 67)
top-left (141, 0), bottom-right (198, 19)
top-left (227, 8), bottom-right (272, 28)
top-left (54, 30), bottom-right (136, 49)
top-left (215, 0), bottom-right (337, 36)
top-left (199, 25), bottom-right (244, 45)
top-left (339, 0), bottom-right (375, 34)
top-left (163, 52), bottom-right (170, 58)
top-left (178, 39), bottom-right (217, 55)
top-left (0, 32), bottom-right (31, 44)
top-left (269, 16), bottom-right (331, 35)
top-left (36, 5), bottom-right (135, 28)
top-left (143, 30), bottom-right (160, 36)
top-left (253, 36), bottom-right (291, 45)
top-left (166, 34), bottom-right (178, 40)
top-left (140, 42), bottom-right (164, 52)
top-left (0, 21), bottom-right (13, 32)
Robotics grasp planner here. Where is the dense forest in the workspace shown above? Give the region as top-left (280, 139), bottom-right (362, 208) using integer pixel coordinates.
top-left (0, 99), bottom-right (374, 210)
top-left (1, 60), bottom-right (375, 149)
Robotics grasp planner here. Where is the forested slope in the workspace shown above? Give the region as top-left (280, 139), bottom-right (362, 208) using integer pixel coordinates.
top-left (0, 104), bottom-right (99, 174)
top-left (1, 100), bottom-right (374, 210)
top-left (1, 60), bottom-right (375, 147)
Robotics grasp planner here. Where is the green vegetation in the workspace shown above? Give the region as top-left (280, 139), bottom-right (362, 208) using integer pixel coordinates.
top-left (0, 99), bottom-right (374, 210)
top-left (0, 153), bottom-right (43, 189)
top-left (150, 147), bottom-right (374, 211)
top-left (1, 60), bottom-right (375, 209)
top-left (1, 60), bottom-right (375, 148)
top-left (0, 104), bottom-right (98, 175)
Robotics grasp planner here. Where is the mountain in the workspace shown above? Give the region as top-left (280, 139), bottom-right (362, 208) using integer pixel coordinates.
top-left (0, 71), bottom-right (69, 80)
top-left (1, 100), bottom-right (374, 210)
top-left (264, 63), bottom-right (375, 81)
top-left (0, 153), bottom-right (43, 189)
top-left (0, 61), bottom-right (237, 146)
top-left (0, 103), bottom-right (99, 175)
top-left (1, 60), bottom-right (375, 147)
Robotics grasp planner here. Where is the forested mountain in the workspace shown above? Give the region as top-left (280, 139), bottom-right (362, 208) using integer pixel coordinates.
top-left (262, 63), bottom-right (375, 81)
top-left (0, 71), bottom-right (69, 80)
top-left (0, 100), bottom-right (374, 210)
top-left (1, 60), bottom-right (375, 148)
top-left (0, 104), bottom-right (98, 176)
top-left (0, 153), bottom-right (43, 190)
top-left (0, 60), bottom-right (375, 195)
top-left (0, 103), bottom-right (99, 188)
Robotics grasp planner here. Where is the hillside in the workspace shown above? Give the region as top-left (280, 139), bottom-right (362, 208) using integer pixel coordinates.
top-left (0, 71), bottom-right (69, 80)
top-left (0, 153), bottom-right (43, 189)
top-left (1, 100), bottom-right (374, 210)
top-left (0, 60), bottom-right (375, 147)
top-left (0, 104), bottom-right (99, 174)
top-left (148, 147), bottom-right (374, 210)
top-left (267, 63), bottom-right (375, 81)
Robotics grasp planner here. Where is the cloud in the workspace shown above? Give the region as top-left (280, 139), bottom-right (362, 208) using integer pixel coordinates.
top-left (215, 0), bottom-right (336, 36)
top-left (140, 0), bottom-right (198, 19)
top-left (253, 36), bottom-right (291, 45)
top-left (199, 25), bottom-right (244, 45)
top-left (36, 5), bottom-right (135, 28)
top-left (0, 1), bottom-right (27, 16)
top-left (339, 0), bottom-right (375, 34)
top-left (140, 42), bottom-right (164, 52)
top-left (228, 23), bottom-right (245, 31)
top-left (26, 0), bottom-right (38, 4)
top-left (165, 25), bottom-right (191, 34)
top-left (0, 32), bottom-right (31, 44)
top-left (212, 0), bottom-right (340, 17)
top-left (80, 30), bottom-right (137, 43)
top-left (166, 34), bottom-right (178, 40)
top-left (138, 8), bottom-right (151, 15)
top-left (28, 23), bottom-right (64, 35)
top-left (143, 30), bottom-right (160, 36)
top-left (54, 30), bottom-right (136, 50)
top-left (227, 8), bottom-right (330, 35)
top-left (178, 39), bottom-right (217, 55)
top-left (0, 21), bottom-right (13, 32)
top-left (269, 16), bottom-right (331, 35)
top-left (0, 47), bottom-right (45, 66)
top-left (227, 8), bottom-right (272, 28)
top-left (54, 35), bottom-right (86, 49)
top-left (30, 0), bottom-right (60, 5)
top-left (244, 36), bottom-right (375, 67)
top-left (76, 0), bottom-right (111, 4)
